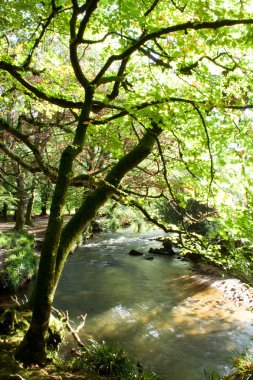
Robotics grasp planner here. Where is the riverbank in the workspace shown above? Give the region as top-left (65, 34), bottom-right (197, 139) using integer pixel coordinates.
top-left (1, 218), bottom-right (253, 312)
top-left (192, 262), bottom-right (253, 311)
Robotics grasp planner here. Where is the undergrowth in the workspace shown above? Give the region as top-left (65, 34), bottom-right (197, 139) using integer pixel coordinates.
top-left (0, 231), bottom-right (37, 290)
top-left (60, 339), bottom-right (162, 379)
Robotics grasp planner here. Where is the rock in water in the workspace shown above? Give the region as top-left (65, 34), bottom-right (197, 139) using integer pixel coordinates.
top-left (129, 249), bottom-right (143, 256)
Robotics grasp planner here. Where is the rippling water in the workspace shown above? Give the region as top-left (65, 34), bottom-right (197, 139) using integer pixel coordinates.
top-left (54, 226), bottom-right (253, 380)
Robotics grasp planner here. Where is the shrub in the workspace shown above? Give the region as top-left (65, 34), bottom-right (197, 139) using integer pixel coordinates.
top-left (73, 339), bottom-right (133, 377)
top-left (67, 339), bottom-right (162, 379)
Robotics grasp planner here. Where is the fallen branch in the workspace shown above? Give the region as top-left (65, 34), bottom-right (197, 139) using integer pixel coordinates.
top-left (52, 307), bottom-right (86, 348)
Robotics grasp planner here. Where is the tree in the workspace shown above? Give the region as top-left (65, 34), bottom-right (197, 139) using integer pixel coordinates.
top-left (1, 0), bottom-right (253, 364)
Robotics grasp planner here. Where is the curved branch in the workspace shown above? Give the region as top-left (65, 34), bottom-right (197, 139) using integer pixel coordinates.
top-left (0, 142), bottom-right (40, 173)
top-left (92, 96), bottom-right (204, 125)
top-left (180, 52), bottom-right (238, 75)
top-left (107, 57), bottom-right (129, 100)
top-left (54, 122), bottom-right (163, 280)
top-left (69, 0), bottom-right (99, 88)
top-left (0, 171), bottom-right (19, 191)
top-left (0, 61), bottom-right (83, 109)
top-left (155, 134), bottom-right (183, 220)
top-left (0, 118), bottom-right (57, 180)
top-left (23, 4), bottom-right (62, 68)
top-left (170, 129), bottom-right (200, 179)
top-left (91, 18), bottom-right (253, 85)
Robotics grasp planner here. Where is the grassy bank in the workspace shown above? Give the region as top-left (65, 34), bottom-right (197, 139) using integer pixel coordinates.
top-left (0, 307), bottom-right (161, 380)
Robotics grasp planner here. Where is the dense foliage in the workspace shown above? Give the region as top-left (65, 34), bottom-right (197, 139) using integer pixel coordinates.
top-left (1, 0), bottom-right (253, 365)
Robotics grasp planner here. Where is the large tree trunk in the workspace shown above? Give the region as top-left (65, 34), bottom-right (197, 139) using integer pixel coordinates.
top-left (15, 119), bottom-right (162, 365)
top-left (53, 123), bottom-right (162, 291)
top-left (15, 144), bottom-right (83, 365)
top-left (15, 88), bottom-right (94, 365)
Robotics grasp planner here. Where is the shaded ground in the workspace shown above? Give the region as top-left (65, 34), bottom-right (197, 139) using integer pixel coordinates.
top-left (0, 215), bottom-right (48, 236)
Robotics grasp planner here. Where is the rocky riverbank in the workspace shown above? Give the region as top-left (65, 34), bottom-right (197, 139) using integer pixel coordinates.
top-left (192, 262), bottom-right (253, 311)
top-left (149, 235), bottom-right (253, 312)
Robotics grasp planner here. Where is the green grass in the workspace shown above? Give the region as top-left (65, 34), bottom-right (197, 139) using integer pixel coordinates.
top-left (205, 350), bottom-right (253, 380)
top-left (63, 339), bottom-right (162, 379)
top-left (0, 231), bottom-right (37, 290)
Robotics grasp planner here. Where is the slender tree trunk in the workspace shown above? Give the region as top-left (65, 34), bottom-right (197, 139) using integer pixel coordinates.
top-left (40, 180), bottom-right (51, 216)
top-left (1, 203), bottom-right (8, 221)
top-left (25, 186), bottom-right (35, 225)
top-left (14, 171), bottom-right (26, 231)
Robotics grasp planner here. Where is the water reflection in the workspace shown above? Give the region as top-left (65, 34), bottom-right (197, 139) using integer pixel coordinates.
top-left (54, 228), bottom-right (253, 380)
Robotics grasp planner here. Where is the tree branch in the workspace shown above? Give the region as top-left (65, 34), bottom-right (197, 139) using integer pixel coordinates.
top-left (23, 4), bottom-right (62, 68)
top-left (170, 129), bottom-right (200, 179)
top-left (0, 118), bottom-right (57, 180)
top-left (0, 61), bottom-right (83, 109)
top-left (179, 52), bottom-right (238, 75)
top-left (144, 0), bottom-right (161, 17)
top-left (91, 18), bottom-right (253, 85)
top-left (107, 57), bottom-right (129, 100)
top-left (0, 142), bottom-right (40, 173)
top-left (192, 104), bottom-right (215, 196)
top-left (69, 0), bottom-right (99, 88)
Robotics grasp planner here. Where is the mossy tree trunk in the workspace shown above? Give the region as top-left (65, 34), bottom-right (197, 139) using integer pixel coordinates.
top-left (53, 122), bottom-right (162, 292)
top-left (15, 87), bottom-right (93, 364)
top-left (15, 111), bottom-right (162, 365)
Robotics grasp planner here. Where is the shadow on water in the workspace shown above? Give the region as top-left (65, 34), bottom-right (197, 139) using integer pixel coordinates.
top-left (53, 226), bottom-right (253, 380)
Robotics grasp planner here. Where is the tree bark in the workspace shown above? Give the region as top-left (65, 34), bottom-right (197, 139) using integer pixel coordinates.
top-left (54, 122), bottom-right (162, 291)
top-left (15, 87), bottom-right (94, 365)
top-left (15, 121), bottom-right (162, 365)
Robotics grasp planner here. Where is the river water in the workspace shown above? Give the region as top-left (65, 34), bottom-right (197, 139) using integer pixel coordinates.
top-left (54, 226), bottom-right (253, 380)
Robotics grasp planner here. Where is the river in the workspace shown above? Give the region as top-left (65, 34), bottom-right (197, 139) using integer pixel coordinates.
top-left (54, 226), bottom-right (253, 380)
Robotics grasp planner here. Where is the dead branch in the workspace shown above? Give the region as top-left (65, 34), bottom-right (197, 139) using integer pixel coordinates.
top-left (52, 307), bottom-right (86, 348)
